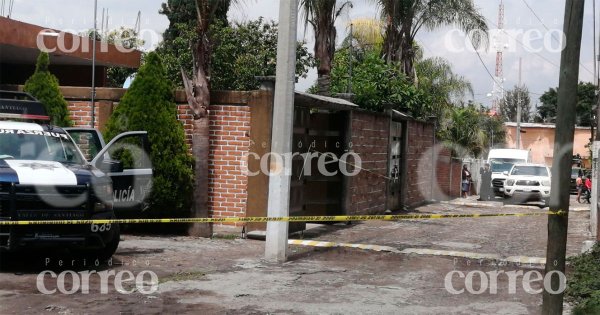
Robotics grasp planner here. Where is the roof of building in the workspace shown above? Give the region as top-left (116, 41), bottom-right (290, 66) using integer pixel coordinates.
top-left (504, 122), bottom-right (591, 130)
top-left (294, 91), bottom-right (358, 111)
top-left (0, 17), bottom-right (141, 68)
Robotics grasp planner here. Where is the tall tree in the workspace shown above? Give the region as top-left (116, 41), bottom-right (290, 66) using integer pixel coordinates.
top-left (328, 46), bottom-right (429, 116)
top-left (176, 0), bottom-right (238, 237)
top-left (300, 0), bottom-right (352, 95)
top-left (157, 19), bottom-right (315, 89)
top-left (160, 0), bottom-right (230, 42)
top-left (438, 104), bottom-right (487, 157)
top-left (500, 85), bottom-right (531, 122)
top-left (536, 87), bottom-right (558, 123)
top-left (415, 56), bottom-right (473, 119)
top-left (24, 52), bottom-right (72, 127)
top-left (373, 0), bottom-right (487, 81)
top-left (535, 82), bottom-right (597, 126)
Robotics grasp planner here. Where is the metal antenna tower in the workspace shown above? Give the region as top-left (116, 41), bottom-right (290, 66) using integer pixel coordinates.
top-left (491, 0), bottom-right (505, 112)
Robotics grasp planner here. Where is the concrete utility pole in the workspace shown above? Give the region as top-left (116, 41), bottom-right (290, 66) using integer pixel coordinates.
top-left (516, 57), bottom-right (522, 149)
top-left (91, 0), bottom-right (97, 128)
top-left (264, 0), bottom-right (298, 263)
top-left (593, 0), bottom-right (600, 240)
top-left (542, 1), bottom-right (585, 314)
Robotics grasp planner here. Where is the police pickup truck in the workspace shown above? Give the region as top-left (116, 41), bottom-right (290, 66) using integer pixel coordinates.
top-left (0, 91), bottom-right (152, 260)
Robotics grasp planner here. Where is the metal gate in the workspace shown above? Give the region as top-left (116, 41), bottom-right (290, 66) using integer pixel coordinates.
top-left (387, 121), bottom-right (403, 210)
top-left (290, 107), bottom-right (348, 231)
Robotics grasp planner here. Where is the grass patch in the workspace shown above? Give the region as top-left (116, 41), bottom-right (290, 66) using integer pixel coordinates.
top-left (160, 270), bottom-right (206, 283)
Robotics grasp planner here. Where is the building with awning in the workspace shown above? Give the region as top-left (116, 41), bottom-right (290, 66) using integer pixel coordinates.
top-left (0, 16), bottom-right (141, 87)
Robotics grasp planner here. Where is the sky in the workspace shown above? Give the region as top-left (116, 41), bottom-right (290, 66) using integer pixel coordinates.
top-left (5, 0), bottom-right (599, 109)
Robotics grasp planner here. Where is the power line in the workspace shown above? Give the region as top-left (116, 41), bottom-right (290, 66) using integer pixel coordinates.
top-left (473, 47), bottom-right (546, 101)
top-left (484, 15), bottom-right (561, 69)
top-left (519, 0), bottom-right (595, 76)
top-left (473, 47), bottom-right (506, 93)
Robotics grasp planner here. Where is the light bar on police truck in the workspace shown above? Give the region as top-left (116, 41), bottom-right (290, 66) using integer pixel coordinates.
top-left (0, 90), bottom-right (50, 121)
top-left (0, 113), bottom-right (50, 121)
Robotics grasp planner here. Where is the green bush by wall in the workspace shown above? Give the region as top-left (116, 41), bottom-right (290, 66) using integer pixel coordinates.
top-left (23, 51), bottom-right (72, 127)
top-left (104, 52), bottom-right (194, 217)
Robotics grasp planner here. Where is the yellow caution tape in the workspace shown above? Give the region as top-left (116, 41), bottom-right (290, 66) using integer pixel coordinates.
top-left (0, 211), bottom-right (562, 225)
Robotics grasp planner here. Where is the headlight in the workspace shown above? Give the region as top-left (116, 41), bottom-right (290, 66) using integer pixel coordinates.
top-left (506, 179), bottom-right (515, 186)
top-left (541, 180), bottom-right (551, 187)
top-left (93, 182), bottom-right (113, 210)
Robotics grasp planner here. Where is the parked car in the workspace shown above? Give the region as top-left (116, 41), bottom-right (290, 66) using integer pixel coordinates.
top-left (0, 91), bottom-right (152, 259)
top-left (503, 163), bottom-right (551, 206)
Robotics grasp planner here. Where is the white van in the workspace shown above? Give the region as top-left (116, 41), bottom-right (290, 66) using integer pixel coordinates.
top-left (487, 149), bottom-right (530, 196)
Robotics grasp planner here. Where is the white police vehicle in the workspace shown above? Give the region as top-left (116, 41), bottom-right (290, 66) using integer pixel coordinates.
top-left (0, 91), bottom-right (152, 259)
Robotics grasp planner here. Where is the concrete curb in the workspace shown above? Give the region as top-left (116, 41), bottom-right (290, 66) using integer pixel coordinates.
top-left (441, 200), bottom-right (590, 212)
top-left (288, 239), bottom-right (549, 266)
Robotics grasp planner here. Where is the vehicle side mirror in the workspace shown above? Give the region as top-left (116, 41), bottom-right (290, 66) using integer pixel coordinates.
top-left (100, 159), bottom-right (123, 173)
top-left (503, 171), bottom-right (509, 176)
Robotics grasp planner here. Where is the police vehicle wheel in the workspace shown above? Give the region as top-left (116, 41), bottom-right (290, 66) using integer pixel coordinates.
top-left (96, 223), bottom-right (120, 261)
top-left (71, 223), bottom-right (120, 262)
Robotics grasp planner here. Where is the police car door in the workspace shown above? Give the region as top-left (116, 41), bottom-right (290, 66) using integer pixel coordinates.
top-left (67, 130), bottom-right (153, 217)
top-left (63, 128), bottom-right (106, 162)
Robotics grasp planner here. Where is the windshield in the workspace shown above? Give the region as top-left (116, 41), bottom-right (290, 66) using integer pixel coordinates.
top-left (572, 168), bottom-right (583, 177)
top-left (510, 166), bottom-right (549, 177)
top-left (0, 130), bottom-right (85, 165)
top-left (490, 158), bottom-right (525, 173)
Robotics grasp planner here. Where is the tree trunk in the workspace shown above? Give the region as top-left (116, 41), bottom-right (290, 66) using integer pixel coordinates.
top-left (382, 26), bottom-right (399, 64)
top-left (189, 117), bottom-right (211, 237)
top-left (315, 24), bottom-right (334, 96)
top-left (400, 38), bottom-right (416, 82)
top-left (317, 75), bottom-right (331, 96)
top-left (181, 34), bottom-right (212, 238)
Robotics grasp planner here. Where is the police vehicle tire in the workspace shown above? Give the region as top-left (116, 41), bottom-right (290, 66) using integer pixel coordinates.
top-left (71, 223), bottom-right (120, 261)
top-left (97, 223), bottom-right (120, 261)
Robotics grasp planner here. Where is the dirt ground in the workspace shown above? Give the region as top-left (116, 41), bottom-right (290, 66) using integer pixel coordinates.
top-left (0, 197), bottom-right (594, 315)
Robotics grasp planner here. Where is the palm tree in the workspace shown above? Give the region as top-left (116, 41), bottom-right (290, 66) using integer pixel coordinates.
top-left (179, 0), bottom-right (235, 237)
top-left (346, 18), bottom-right (384, 52)
top-left (441, 105), bottom-right (487, 158)
top-left (415, 57), bottom-right (473, 106)
top-left (300, 0), bottom-right (352, 95)
top-left (373, 0), bottom-right (488, 81)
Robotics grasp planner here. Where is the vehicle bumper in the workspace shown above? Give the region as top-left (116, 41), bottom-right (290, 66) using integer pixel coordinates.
top-left (504, 188), bottom-right (551, 201)
top-left (0, 212), bottom-right (117, 252)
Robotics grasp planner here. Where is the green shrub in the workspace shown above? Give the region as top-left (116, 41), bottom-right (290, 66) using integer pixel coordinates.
top-left (23, 51), bottom-right (72, 127)
top-left (103, 52), bottom-right (194, 217)
top-left (566, 242), bottom-right (600, 314)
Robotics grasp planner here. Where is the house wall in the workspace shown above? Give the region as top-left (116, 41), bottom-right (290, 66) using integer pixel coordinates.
top-left (6, 84), bottom-right (463, 227)
top-left (346, 111), bottom-right (390, 215)
top-left (505, 124), bottom-right (592, 167)
top-left (17, 86), bottom-right (257, 226)
top-left (404, 120), bottom-right (435, 207)
top-left (434, 148), bottom-right (463, 200)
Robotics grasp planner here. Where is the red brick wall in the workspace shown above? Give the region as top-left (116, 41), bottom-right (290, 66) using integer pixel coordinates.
top-left (66, 100), bottom-right (252, 226)
top-left (173, 104), bottom-right (252, 225)
top-left (207, 105), bottom-right (251, 225)
top-left (434, 147), bottom-right (462, 200)
top-left (346, 111), bottom-right (390, 215)
top-left (405, 120), bottom-right (434, 206)
top-left (176, 104), bottom-right (194, 150)
top-left (67, 101), bottom-right (99, 128)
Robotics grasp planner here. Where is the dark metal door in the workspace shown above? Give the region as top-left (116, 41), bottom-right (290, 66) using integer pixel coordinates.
top-left (290, 107), bottom-right (347, 231)
top-left (387, 121), bottom-right (403, 210)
